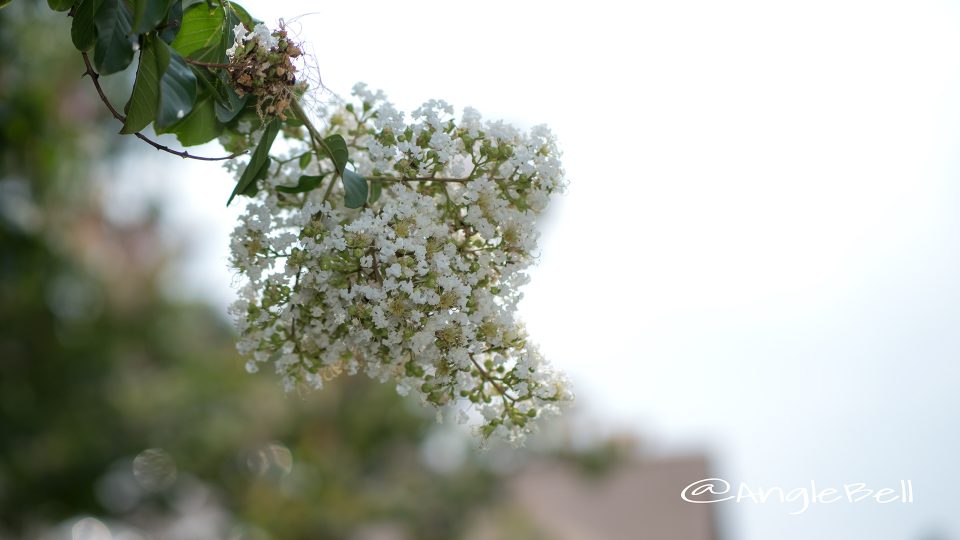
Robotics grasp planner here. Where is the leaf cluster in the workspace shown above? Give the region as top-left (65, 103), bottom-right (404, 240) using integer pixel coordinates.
top-left (48, 0), bottom-right (374, 208)
top-left (62, 0), bottom-right (243, 142)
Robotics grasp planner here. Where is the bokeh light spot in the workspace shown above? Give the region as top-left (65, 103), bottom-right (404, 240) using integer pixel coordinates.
top-left (131, 448), bottom-right (177, 491)
top-left (245, 442), bottom-right (293, 477)
top-left (72, 517), bottom-right (112, 540)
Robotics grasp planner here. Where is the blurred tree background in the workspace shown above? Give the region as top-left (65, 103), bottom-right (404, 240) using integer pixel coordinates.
top-left (0, 4), bottom-right (515, 539)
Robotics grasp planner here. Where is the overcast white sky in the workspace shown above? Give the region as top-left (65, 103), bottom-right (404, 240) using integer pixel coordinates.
top-left (140, 1), bottom-right (960, 538)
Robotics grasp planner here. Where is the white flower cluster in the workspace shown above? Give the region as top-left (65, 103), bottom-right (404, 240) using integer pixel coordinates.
top-left (226, 23), bottom-right (278, 59)
top-left (229, 84), bottom-right (572, 443)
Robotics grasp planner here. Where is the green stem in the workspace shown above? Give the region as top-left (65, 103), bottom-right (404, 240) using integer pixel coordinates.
top-left (290, 99), bottom-right (345, 205)
top-left (290, 100), bottom-right (341, 172)
top-left (321, 170), bottom-right (337, 204)
top-left (469, 354), bottom-right (517, 404)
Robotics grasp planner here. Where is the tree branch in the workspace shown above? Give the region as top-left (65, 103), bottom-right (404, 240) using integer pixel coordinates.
top-left (80, 52), bottom-right (243, 162)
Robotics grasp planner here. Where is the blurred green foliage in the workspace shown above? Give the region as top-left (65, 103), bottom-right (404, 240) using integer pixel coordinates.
top-left (0, 5), bottom-right (498, 539)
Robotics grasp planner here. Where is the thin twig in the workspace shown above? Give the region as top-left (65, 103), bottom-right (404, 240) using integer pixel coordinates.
top-left (469, 354), bottom-right (517, 403)
top-left (80, 52), bottom-right (243, 162)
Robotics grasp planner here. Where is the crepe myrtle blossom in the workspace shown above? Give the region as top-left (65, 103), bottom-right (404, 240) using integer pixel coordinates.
top-left (228, 84), bottom-right (572, 443)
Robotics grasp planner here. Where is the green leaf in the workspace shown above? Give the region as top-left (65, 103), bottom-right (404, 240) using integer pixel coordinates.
top-left (213, 73), bottom-right (248, 123)
top-left (208, 8), bottom-right (244, 65)
top-left (0, 0), bottom-right (15, 9)
top-left (71, 0), bottom-right (103, 51)
top-left (93, 0), bottom-right (136, 75)
top-left (158, 0), bottom-right (182, 43)
top-left (172, 2), bottom-right (234, 64)
top-left (191, 63), bottom-right (218, 95)
top-left (153, 39), bottom-right (197, 129)
top-left (226, 1), bottom-right (254, 27)
top-left (323, 134), bottom-right (349, 174)
top-left (162, 93), bottom-right (222, 146)
top-left (298, 151), bottom-right (312, 169)
top-left (368, 178), bottom-right (382, 204)
top-left (228, 119), bottom-right (280, 206)
top-left (131, 0), bottom-right (170, 34)
top-left (47, 0), bottom-right (73, 11)
top-left (120, 36), bottom-right (161, 134)
top-left (170, 3), bottom-right (227, 61)
top-left (276, 174), bottom-right (327, 194)
top-left (342, 169), bottom-right (368, 209)
top-left (214, 93), bottom-right (249, 123)
top-left (320, 134), bottom-right (366, 207)
top-left (240, 159), bottom-right (270, 197)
